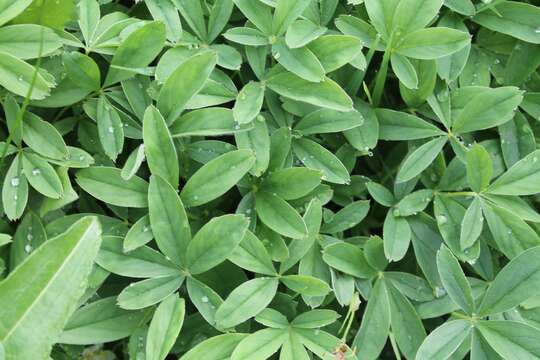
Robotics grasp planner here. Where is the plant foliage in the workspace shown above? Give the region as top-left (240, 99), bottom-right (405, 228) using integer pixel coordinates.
top-left (0, 0), bottom-right (539, 359)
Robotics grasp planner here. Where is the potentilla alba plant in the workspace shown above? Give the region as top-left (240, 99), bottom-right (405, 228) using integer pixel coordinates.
top-left (0, 0), bottom-right (539, 359)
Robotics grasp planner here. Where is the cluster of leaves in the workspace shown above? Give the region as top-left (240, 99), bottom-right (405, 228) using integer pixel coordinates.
top-left (0, 0), bottom-right (540, 359)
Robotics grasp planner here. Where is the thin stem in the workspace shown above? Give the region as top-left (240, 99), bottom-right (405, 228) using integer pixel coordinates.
top-left (372, 32), bottom-right (393, 107)
top-left (0, 3), bottom-right (46, 167)
top-left (345, 35), bottom-right (381, 97)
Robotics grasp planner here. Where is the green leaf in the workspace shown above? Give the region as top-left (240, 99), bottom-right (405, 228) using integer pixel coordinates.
top-left (466, 144), bottom-right (493, 193)
top-left (233, 81), bottom-right (265, 124)
top-left (96, 236), bottom-right (181, 278)
top-left (366, 182), bottom-right (395, 207)
top-left (472, 1), bottom-right (540, 44)
top-left (394, 27), bottom-right (471, 60)
top-left (487, 150), bottom-right (540, 196)
top-left (148, 175), bottom-right (191, 266)
top-left (180, 149), bottom-right (255, 207)
top-left (0, 0), bottom-right (33, 26)
top-left (416, 320), bottom-right (472, 360)
top-left (391, 53), bottom-right (418, 89)
top-left (146, 295), bottom-right (185, 360)
top-left (143, 106), bottom-right (179, 188)
top-left (59, 297), bottom-right (146, 345)
top-left (321, 200), bottom-right (370, 233)
top-left (459, 197), bottom-right (484, 250)
top-left (452, 87), bottom-right (523, 134)
top-left (383, 211), bottom-right (412, 262)
top-left (0, 25), bottom-right (61, 59)
top-left (22, 152), bottom-right (63, 199)
top-left (285, 19), bottom-right (326, 48)
top-left (293, 137), bottom-right (350, 184)
top-left (352, 278), bottom-right (390, 360)
top-left (396, 136), bottom-right (448, 183)
top-left (63, 52), bottom-right (101, 92)
top-left (394, 189), bottom-right (434, 217)
top-left (76, 167), bottom-right (149, 208)
top-left (280, 275), bottom-right (331, 296)
top-left (158, 51), bottom-right (217, 124)
top-left (23, 113), bottom-right (68, 160)
top-left (171, 107), bottom-right (252, 137)
top-left (234, 116), bottom-right (270, 177)
top-left (172, 0), bottom-right (207, 40)
top-left (207, 0), bottom-right (234, 43)
top-left (0, 52), bottom-right (53, 100)
top-left (232, 0), bottom-right (272, 35)
top-left (186, 277), bottom-right (223, 327)
top-left (295, 109), bottom-right (364, 135)
top-left (117, 275), bottom-right (183, 310)
top-left (186, 214), bottom-right (249, 274)
top-left (266, 68), bottom-right (353, 111)
top-left (2, 155), bottom-right (28, 221)
top-left (272, 0), bottom-right (312, 36)
top-left (376, 108), bottom-right (445, 140)
top-left (179, 334), bottom-right (247, 360)
top-left (255, 191), bottom-right (308, 239)
top-left (97, 96), bottom-right (124, 161)
top-left (105, 21), bottom-right (166, 86)
top-left (477, 321), bottom-right (540, 359)
top-left (436, 245), bottom-right (474, 315)
top-left (386, 281), bottom-right (426, 359)
top-left (308, 35), bottom-right (363, 73)
top-left (478, 246), bottom-right (540, 315)
top-left (393, 0), bottom-right (444, 34)
top-left (322, 242), bottom-right (376, 278)
top-left (271, 39), bottom-right (325, 82)
top-left (215, 277), bottom-right (279, 329)
top-left (231, 328), bottom-right (287, 360)
top-left (146, 0), bottom-right (182, 43)
top-left (291, 310), bottom-right (339, 329)
top-left (261, 167), bottom-right (322, 200)
top-left (228, 230), bottom-right (276, 276)
top-left (0, 217), bottom-right (101, 359)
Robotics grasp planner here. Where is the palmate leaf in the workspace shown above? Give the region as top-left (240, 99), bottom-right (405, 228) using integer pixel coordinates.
top-left (0, 0), bottom-right (539, 358)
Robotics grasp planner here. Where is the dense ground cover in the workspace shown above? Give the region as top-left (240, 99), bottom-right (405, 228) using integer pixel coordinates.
top-left (0, 0), bottom-right (540, 359)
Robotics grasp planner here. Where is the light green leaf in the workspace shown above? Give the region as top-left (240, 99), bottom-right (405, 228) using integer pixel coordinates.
top-left (487, 150), bottom-right (540, 196)
top-left (76, 167), bottom-right (148, 208)
top-left (143, 106), bottom-right (179, 188)
top-left (322, 242), bottom-right (376, 278)
top-left (395, 27), bottom-right (470, 60)
top-left (397, 136), bottom-right (448, 183)
top-left (478, 246), bottom-right (540, 315)
top-left (180, 149), bottom-right (255, 207)
top-left (146, 295), bottom-right (185, 360)
top-left (179, 334), bottom-right (247, 360)
top-left (105, 21), bottom-right (166, 86)
top-left (148, 175), bottom-right (190, 267)
top-left (436, 245), bottom-right (474, 315)
top-left (255, 191), bottom-right (308, 239)
top-left (186, 214), bottom-right (249, 274)
top-left (215, 277), bottom-right (279, 329)
top-left (0, 217), bottom-right (101, 359)
top-left (117, 275), bottom-right (184, 310)
top-left (416, 320), bottom-right (472, 360)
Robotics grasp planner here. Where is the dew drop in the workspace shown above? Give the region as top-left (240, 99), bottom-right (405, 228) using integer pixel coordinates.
top-left (79, 155), bottom-right (85, 161)
top-left (13, 194), bottom-right (18, 200)
top-left (434, 286), bottom-right (446, 298)
top-left (11, 177), bottom-right (20, 187)
top-left (143, 226), bottom-right (149, 232)
top-left (201, 296), bottom-right (209, 303)
top-left (24, 244), bottom-right (33, 253)
top-left (108, 126), bottom-right (114, 133)
top-left (533, 156), bottom-right (538, 163)
top-left (274, 52), bottom-right (281, 59)
top-left (436, 215), bottom-right (447, 224)
top-left (18, 75), bottom-right (23, 81)
top-left (535, 27), bottom-right (540, 34)
top-left (367, 151), bottom-right (373, 157)
top-left (240, 93), bottom-right (247, 100)
top-left (234, 124), bottom-right (241, 130)
top-left (32, 168), bottom-right (40, 176)
top-left (430, 174), bottom-right (438, 182)
top-left (27, 233), bottom-right (33, 241)
top-left (193, 195), bottom-right (199, 200)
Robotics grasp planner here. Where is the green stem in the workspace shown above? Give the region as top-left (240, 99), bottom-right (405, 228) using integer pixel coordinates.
top-left (345, 35), bottom-right (381, 97)
top-left (437, 191), bottom-right (476, 197)
top-left (372, 43), bottom-right (392, 107)
top-left (0, 4), bottom-right (46, 167)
